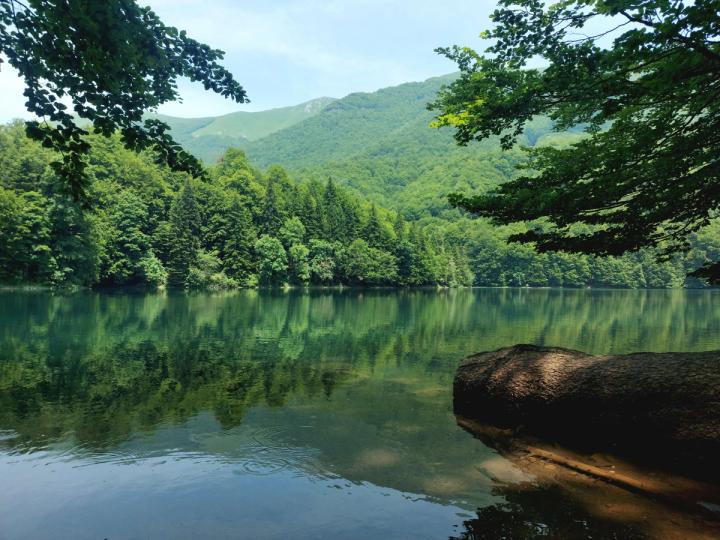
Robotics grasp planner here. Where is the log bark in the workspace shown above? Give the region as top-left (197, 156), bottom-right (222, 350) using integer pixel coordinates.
top-left (453, 344), bottom-right (720, 478)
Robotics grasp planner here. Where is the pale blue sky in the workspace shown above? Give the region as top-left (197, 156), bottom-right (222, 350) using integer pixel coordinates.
top-left (0, 0), bottom-right (496, 121)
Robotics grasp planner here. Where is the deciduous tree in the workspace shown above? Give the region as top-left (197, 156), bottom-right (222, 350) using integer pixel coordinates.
top-left (0, 0), bottom-right (247, 200)
top-left (431, 0), bottom-right (720, 282)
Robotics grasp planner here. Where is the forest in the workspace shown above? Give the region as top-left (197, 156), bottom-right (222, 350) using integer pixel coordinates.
top-left (0, 121), bottom-right (471, 288)
top-left (1, 120), bottom-right (718, 289)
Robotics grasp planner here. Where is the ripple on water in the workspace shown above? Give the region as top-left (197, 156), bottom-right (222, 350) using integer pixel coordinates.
top-left (243, 425), bottom-right (322, 477)
top-left (5, 422), bottom-right (324, 480)
top-left (0, 430), bottom-right (18, 442)
top-left (193, 424), bottom-right (322, 478)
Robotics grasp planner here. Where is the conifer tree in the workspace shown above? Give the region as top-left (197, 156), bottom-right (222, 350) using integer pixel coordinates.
top-left (152, 221), bottom-right (174, 265)
top-left (409, 223), bottom-right (436, 285)
top-left (48, 195), bottom-right (99, 286)
top-left (298, 189), bottom-right (322, 239)
top-left (167, 180), bottom-right (200, 287)
top-left (393, 212), bottom-right (406, 245)
top-left (102, 192), bottom-right (152, 285)
top-left (223, 197), bottom-right (256, 283)
top-left (340, 198), bottom-right (361, 242)
top-left (321, 178), bottom-right (345, 242)
top-left (396, 241), bottom-right (420, 286)
top-left (364, 205), bottom-right (389, 250)
top-left (260, 179), bottom-right (285, 237)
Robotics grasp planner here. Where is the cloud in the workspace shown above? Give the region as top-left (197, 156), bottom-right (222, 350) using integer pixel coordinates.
top-left (0, 0), bottom-right (494, 120)
top-left (148, 0), bottom-right (414, 76)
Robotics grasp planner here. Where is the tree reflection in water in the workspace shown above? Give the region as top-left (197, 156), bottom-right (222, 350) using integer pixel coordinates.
top-left (1, 288), bottom-right (719, 539)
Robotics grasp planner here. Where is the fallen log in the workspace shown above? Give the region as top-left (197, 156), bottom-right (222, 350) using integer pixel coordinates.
top-left (453, 344), bottom-right (720, 479)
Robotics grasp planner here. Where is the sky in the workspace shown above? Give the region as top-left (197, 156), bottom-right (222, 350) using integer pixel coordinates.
top-left (0, 0), bottom-right (496, 121)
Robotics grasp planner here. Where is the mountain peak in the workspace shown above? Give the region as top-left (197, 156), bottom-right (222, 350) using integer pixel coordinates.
top-left (155, 96), bottom-right (338, 160)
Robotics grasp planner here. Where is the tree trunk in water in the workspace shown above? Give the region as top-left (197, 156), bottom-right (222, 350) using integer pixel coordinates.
top-left (453, 344), bottom-right (720, 479)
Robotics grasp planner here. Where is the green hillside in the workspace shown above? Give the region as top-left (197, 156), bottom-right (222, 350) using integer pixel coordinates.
top-left (245, 75), bottom-right (459, 168)
top-left (193, 97), bottom-right (335, 140)
top-left (149, 76), bottom-right (707, 291)
top-left (242, 75), bottom-right (580, 218)
top-left (155, 97), bottom-right (335, 162)
top-left (158, 75), bottom-right (581, 217)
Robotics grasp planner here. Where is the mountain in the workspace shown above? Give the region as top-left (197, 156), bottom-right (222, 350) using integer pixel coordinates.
top-left (244, 75), bottom-right (459, 168)
top-left (155, 97), bottom-right (336, 162)
top-left (163, 75), bottom-right (582, 218)
top-left (241, 75), bottom-right (582, 218)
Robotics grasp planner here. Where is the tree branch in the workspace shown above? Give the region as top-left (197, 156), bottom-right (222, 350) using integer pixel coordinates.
top-left (619, 10), bottom-right (720, 63)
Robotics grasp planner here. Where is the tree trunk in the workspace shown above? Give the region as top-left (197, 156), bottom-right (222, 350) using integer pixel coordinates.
top-left (454, 344), bottom-right (720, 479)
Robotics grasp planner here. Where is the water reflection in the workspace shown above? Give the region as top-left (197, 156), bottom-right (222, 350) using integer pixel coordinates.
top-left (1, 289), bottom-right (719, 539)
top-left (451, 484), bottom-right (647, 540)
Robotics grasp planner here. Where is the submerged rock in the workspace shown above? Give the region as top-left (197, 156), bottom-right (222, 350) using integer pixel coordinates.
top-left (454, 344), bottom-right (720, 478)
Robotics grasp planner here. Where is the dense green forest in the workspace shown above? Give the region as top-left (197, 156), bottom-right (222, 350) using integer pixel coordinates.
top-left (163, 75), bottom-right (585, 219)
top-left (1, 120), bottom-right (718, 289)
top-left (0, 121), bottom-right (472, 288)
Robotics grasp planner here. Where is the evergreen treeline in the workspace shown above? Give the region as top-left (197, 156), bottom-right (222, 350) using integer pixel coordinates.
top-left (0, 121), bottom-right (717, 289)
top-left (0, 122), bottom-right (470, 288)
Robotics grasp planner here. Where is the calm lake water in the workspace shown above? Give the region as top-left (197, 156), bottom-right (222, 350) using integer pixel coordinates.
top-left (1, 288), bottom-right (719, 539)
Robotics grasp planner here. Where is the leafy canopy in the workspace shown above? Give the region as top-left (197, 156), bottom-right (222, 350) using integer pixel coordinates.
top-left (430, 0), bottom-right (720, 282)
top-left (0, 0), bottom-right (247, 200)
top-left (2, 119), bottom-right (716, 289)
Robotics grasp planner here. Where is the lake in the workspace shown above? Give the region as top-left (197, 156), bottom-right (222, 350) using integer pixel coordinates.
top-left (1, 288), bottom-right (719, 539)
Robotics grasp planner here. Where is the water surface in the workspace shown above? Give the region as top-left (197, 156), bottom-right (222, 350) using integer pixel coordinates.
top-left (1, 288), bottom-right (719, 539)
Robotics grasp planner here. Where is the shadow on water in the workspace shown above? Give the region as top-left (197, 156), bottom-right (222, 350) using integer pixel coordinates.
top-left (450, 484), bottom-right (646, 540)
top-left (451, 470), bottom-right (720, 539)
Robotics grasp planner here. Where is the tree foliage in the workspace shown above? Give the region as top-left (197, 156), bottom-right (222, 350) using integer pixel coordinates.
top-left (430, 0), bottom-right (720, 283)
top-left (255, 235), bottom-right (288, 286)
top-left (1, 121), bottom-right (717, 290)
top-left (223, 196), bottom-right (257, 284)
top-left (167, 180), bottom-right (200, 287)
top-left (0, 0), bottom-right (247, 200)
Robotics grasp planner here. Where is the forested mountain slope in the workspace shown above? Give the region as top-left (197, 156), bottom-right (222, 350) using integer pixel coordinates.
top-left (162, 75), bottom-right (583, 218)
top-left (0, 122), bottom-right (470, 289)
top-left (243, 76), bottom-right (585, 217)
top-left (155, 97), bottom-right (335, 163)
top-left (245, 76), bottom-right (458, 167)
top-left (137, 75), bottom-right (718, 290)
top-left (4, 72), bottom-right (715, 290)
top-left (0, 121), bottom-right (716, 289)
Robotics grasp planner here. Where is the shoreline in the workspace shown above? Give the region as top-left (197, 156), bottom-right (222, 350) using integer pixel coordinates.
top-left (1, 284), bottom-right (718, 293)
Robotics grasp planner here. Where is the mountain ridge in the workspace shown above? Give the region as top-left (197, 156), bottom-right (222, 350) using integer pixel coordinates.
top-left (155, 96), bottom-right (337, 162)
top-left (161, 74), bottom-right (579, 217)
